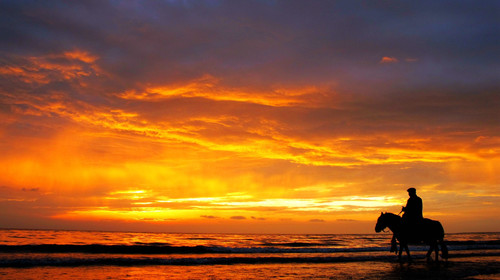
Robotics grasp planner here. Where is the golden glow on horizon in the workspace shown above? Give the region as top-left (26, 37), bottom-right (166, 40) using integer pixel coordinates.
top-left (52, 195), bottom-right (404, 223)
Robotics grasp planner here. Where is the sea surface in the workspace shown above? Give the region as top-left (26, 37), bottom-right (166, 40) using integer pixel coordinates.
top-left (0, 229), bottom-right (499, 279)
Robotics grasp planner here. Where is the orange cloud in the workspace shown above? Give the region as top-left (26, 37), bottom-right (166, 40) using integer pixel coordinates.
top-left (379, 56), bottom-right (398, 64)
top-left (117, 74), bottom-right (331, 107)
top-left (0, 49), bottom-right (102, 85)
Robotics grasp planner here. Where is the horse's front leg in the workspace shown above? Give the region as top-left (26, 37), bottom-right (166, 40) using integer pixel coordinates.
top-left (390, 236), bottom-right (398, 253)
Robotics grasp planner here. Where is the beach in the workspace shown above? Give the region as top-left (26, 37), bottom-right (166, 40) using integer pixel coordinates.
top-left (1, 256), bottom-right (499, 279)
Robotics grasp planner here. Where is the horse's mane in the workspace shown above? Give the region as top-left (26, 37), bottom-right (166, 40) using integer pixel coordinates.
top-left (383, 212), bottom-right (402, 220)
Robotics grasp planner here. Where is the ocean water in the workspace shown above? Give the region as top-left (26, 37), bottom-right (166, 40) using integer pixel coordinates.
top-left (0, 229), bottom-right (499, 279)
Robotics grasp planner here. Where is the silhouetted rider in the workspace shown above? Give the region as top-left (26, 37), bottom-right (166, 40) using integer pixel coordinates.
top-left (402, 187), bottom-right (423, 223)
top-left (401, 187), bottom-right (424, 242)
top-left (390, 187), bottom-right (424, 252)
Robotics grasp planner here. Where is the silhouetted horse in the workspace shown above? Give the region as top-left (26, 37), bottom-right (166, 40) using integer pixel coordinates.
top-left (375, 212), bottom-right (448, 262)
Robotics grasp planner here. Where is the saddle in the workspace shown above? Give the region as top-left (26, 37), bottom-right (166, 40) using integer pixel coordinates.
top-left (402, 218), bottom-right (429, 243)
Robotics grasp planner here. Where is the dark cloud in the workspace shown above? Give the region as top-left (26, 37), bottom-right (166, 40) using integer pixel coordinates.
top-left (230, 216), bottom-right (246, 220)
top-left (1, 0), bottom-right (498, 91)
top-left (201, 215), bottom-right (219, 219)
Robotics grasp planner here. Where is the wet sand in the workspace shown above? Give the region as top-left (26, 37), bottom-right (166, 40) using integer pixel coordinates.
top-left (0, 256), bottom-right (498, 280)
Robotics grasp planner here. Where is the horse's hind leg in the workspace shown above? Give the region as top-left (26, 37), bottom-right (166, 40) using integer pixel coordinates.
top-left (398, 244), bottom-right (403, 262)
top-left (440, 239), bottom-right (449, 261)
top-left (404, 244), bottom-right (412, 262)
top-left (426, 244), bottom-right (433, 262)
top-left (435, 241), bottom-right (439, 262)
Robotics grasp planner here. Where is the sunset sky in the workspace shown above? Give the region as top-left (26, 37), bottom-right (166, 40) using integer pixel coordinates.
top-left (0, 1), bottom-right (499, 234)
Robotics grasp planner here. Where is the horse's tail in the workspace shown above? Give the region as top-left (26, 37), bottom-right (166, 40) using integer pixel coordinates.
top-left (437, 221), bottom-right (449, 260)
top-left (440, 239), bottom-right (448, 260)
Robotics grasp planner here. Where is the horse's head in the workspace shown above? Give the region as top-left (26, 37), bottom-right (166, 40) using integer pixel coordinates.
top-left (375, 212), bottom-right (387, 233)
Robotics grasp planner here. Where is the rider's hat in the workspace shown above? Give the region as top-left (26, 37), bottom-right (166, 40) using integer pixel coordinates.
top-left (407, 187), bottom-right (416, 193)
